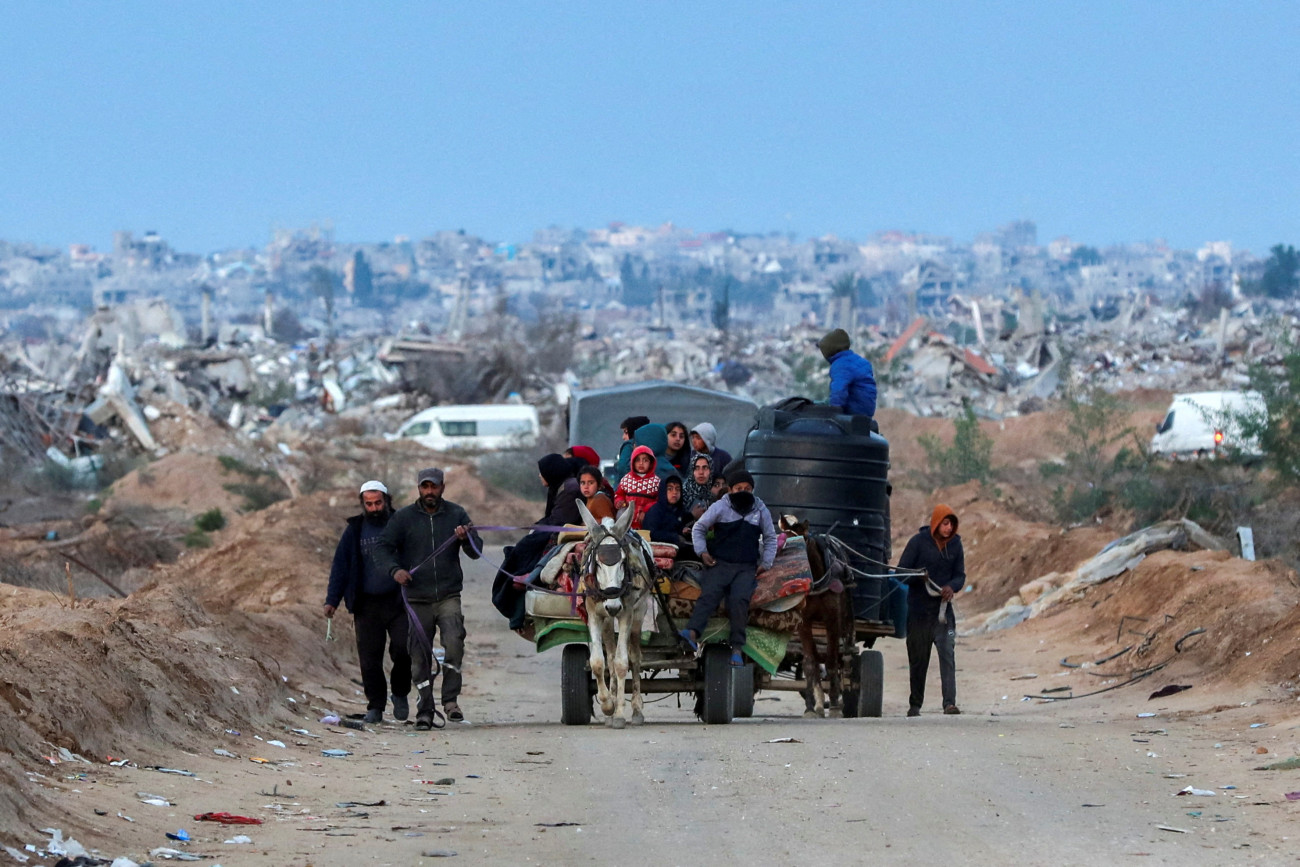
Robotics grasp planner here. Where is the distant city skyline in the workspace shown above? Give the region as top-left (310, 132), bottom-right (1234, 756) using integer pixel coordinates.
top-left (2, 2), bottom-right (1297, 255)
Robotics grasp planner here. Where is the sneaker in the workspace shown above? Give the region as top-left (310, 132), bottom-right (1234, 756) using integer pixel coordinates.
top-left (362, 708), bottom-right (383, 724)
top-left (907, 707), bottom-right (921, 717)
top-left (729, 650), bottom-right (745, 667)
top-left (414, 716), bottom-right (433, 731)
top-left (391, 694), bottom-right (409, 722)
top-left (943, 705), bottom-right (962, 715)
top-left (678, 629), bottom-right (699, 653)
top-left (444, 703), bottom-right (465, 723)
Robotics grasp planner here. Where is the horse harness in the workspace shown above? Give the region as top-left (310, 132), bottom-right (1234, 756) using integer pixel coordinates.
top-left (580, 531), bottom-right (650, 603)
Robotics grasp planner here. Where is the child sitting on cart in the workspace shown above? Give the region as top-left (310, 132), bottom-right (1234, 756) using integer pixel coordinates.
top-left (679, 469), bottom-right (778, 667)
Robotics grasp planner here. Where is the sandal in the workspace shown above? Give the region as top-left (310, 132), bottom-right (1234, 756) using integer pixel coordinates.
top-left (414, 709), bottom-right (447, 731)
top-left (678, 629), bottom-right (700, 653)
top-left (729, 650), bottom-right (745, 667)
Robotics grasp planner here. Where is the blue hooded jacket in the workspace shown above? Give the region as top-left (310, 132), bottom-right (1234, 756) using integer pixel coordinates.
top-left (828, 350), bottom-right (878, 417)
top-left (642, 476), bottom-right (692, 544)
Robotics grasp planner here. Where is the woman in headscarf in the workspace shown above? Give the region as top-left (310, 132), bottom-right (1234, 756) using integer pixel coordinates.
top-left (681, 452), bottom-right (716, 517)
top-left (537, 453), bottom-right (579, 525)
top-left (491, 454), bottom-right (579, 632)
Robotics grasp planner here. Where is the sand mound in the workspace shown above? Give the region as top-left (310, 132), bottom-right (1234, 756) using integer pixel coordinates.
top-left (0, 579), bottom-right (300, 836)
top-left (104, 452), bottom-right (255, 519)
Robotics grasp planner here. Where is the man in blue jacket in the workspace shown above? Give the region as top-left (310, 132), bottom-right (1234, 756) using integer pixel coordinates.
top-left (324, 480), bottom-right (410, 725)
top-left (818, 328), bottom-right (877, 417)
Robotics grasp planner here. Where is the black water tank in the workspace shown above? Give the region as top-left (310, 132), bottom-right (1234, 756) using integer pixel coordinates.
top-left (743, 399), bottom-right (892, 622)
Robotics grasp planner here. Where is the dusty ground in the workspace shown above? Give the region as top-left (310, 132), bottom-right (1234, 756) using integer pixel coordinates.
top-left (2, 411), bottom-right (1300, 865)
top-left (5, 553), bottom-right (1299, 866)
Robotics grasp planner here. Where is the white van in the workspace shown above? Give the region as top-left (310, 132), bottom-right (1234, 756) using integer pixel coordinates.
top-left (389, 404), bottom-right (540, 451)
top-left (1150, 391), bottom-right (1265, 459)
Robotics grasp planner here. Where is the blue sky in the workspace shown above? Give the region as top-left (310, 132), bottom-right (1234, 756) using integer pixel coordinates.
top-left (1, 2), bottom-right (1296, 254)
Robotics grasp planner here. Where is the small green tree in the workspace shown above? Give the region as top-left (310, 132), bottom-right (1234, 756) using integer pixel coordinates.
top-left (1041, 384), bottom-right (1134, 522)
top-left (1233, 330), bottom-right (1300, 482)
top-left (918, 401), bottom-right (994, 485)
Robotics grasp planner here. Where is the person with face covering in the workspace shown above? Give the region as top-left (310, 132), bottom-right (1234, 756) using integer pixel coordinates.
top-left (375, 468), bottom-right (481, 729)
top-left (614, 445), bottom-right (661, 529)
top-left (897, 504), bottom-right (966, 717)
top-left (689, 422), bottom-right (734, 478)
top-left (324, 480), bottom-right (410, 725)
top-left (680, 469), bottom-right (778, 667)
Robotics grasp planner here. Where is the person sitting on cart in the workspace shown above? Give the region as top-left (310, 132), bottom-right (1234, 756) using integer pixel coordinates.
top-left (577, 464), bottom-right (616, 522)
top-left (643, 474), bottom-right (693, 547)
top-left (679, 469), bottom-right (778, 667)
top-left (613, 445), bottom-right (661, 529)
top-left (681, 453), bottom-right (716, 518)
top-left (818, 327), bottom-right (877, 417)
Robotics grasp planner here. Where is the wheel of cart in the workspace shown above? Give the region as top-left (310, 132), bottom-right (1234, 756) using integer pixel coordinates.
top-left (841, 647), bottom-right (884, 718)
top-left (698, 644), bottom-right (735, 724)
top-left (732, 662), bottom-right (755, 718)
top-left (560, 643), bottom-right (595, 725)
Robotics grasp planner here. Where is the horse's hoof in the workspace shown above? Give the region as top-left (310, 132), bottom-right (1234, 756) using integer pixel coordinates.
top-left (803, 710), bottom-right (821, 719)
top-left (610, 716), bottom-right (627, 730)
top-left (603, 715), bottom-right (615, 727)
top-left (828, 708), bottom-right (844, 719)
top-left (631, 711), bottom-right (645, 726)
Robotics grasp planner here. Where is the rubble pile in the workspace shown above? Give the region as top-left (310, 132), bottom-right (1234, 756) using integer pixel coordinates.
top-left (4, 279), bottom-right (1299, 500)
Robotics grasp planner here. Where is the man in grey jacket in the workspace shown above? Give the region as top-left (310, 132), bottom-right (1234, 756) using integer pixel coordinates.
top-left (679, 469), bottom-right (778, 667)
top-left (376, 467), bottom-right (481, 729)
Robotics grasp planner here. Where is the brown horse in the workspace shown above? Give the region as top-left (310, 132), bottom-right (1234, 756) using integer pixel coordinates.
top-left (781, 516), bottom-right (854, 718)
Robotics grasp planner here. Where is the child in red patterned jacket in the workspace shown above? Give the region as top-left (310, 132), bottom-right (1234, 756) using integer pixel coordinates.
top-left (613, 445), bottom-right (661, 529)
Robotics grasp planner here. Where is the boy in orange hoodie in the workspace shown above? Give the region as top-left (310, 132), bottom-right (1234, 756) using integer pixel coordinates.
top-left (896, 504), bottom-right (966, 717)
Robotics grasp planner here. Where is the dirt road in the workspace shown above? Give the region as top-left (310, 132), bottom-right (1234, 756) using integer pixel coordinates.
top-left (31, 554), bottom-right (1295, 866)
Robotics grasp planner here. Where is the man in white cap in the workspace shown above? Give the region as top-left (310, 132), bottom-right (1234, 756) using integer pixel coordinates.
top-left (324, 480), bottom-right (410, 724)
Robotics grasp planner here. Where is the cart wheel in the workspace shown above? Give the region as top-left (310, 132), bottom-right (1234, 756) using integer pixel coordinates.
top-left (856, 649), bottom-right (884, 718)
top-left (700, 645), bottom-right (735, 725)
top-left (732, 663), bottom-right (755, 718)
top-left (560, 644), bottom-right (593, 726)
